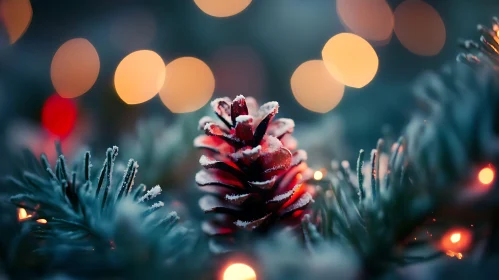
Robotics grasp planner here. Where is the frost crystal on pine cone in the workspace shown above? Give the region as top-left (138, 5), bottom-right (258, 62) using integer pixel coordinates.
top-left (194, 95), bottom-right (314, 251)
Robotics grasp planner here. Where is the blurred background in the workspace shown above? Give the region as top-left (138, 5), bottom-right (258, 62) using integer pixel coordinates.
top-left (1, 1), bottom-right (499, 277)
top-left (1, 0), bottom-right (498, 162)
top-left (1, 0), bottom-right (499, 198)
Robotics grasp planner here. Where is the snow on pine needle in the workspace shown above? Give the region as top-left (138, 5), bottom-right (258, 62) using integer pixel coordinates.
top-left (6, 143), bottom-right (195, 262)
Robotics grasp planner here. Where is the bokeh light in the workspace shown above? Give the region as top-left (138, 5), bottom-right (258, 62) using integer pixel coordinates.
top-left (211, 46), bottom-right (265, 99)
top-left (110, 9), bottom-right (157, 53)
top-left (336, 0), bottom-right (394, 43)
top-left (17, 208), bottom-right (31, 221)
top-left (313, 171), bottom-right (323, 181)
top-left (478, 166), bottom-right (495, 185)
top-left (0, 0), bottom-right (32, 44)
top-left (51, 38), bottom-right (100, 98)
top-left (194, 0), bottom-right (252, 18)
top-left (36, 219), bottom-right (47, 224)
top-left (440, 228), bottom-right (473, 253)
top-left (114, 50), bottom-right (166, 105)
top-left (290, 60), bottom-right (344, 113)
top-left (394, 0), bottom-right (446, 56)
top-left (41, 94), bottom-right (78, 137)
top-left (322, 33), bottom-right (379, 88)
top-left (223, 263), bottom-right (256, 280)
top-left (159, 57), bottom-right (215, 113)
top-left (450, 233), bottom-right (461, 244)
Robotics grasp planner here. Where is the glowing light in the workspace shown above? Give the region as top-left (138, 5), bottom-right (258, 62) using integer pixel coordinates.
top-left (440, 229), bottom-right (472, 253)
top-left (446, 250), bottom-right (463, 260)
top-left (17, 208), bottom-right (32, 221)
top-left (159, 57), bottom-right (215, 113)
top-left (450, 233), bottom-right (461, 244)
top-left (394, 0), bottom-right (446, 56)
top-left (211, 46), bottom-right (265, 99)
top-left (41, 94), bottom-right (78, 137)
top-left (322, 33), bottom-right (379, 88)
top-left (0, 0), bottom-right (32, 44)
top-left (313, 171), bottom-right (323, 181)
top-left (478, 166), bottom-right (495, 185)
top-left (194, 0), bottom-right (252, 18)
top-left (114, 50), bottom-right (166, 105)
top-left (290, 60), bottom-right (344, 113)
top-left (51, 38), bottom-right (100, 98)
top-left (110, 9), bottom-right (157, 52)
top-left (223, 263), bottom-right (256, 280)
top-left (336, 0), bottom-right (394, 42)
top-left (36, 219), bottom-right (47, 224)
top-left (296, 173), bottom-right (303, 180)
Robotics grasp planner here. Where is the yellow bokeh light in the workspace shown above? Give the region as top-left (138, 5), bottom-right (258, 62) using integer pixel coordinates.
top-left (51, 38), bottom-right (100, 98)
top-left (17, 208), bottom-right (31, 221)
top-left (478, 167), bottom-right (495, 185)
top-left (194, 0), bottom-right (252, 18)
top-left (223, 263), bottom-right (256, 280)
top-left (36, 219), bottom-right (47, 224)
top-left (114, 50), bottom-right (166, 105)
top-left (394, 0), bottom-right (446, 56)
top-left (0, 0), bottom-right (32, 44)
top-left (313, 171), bottom-right (323, 181)
top-left (336, 0), bottom-right (394, 42)
top-left (159, 57), bottom-right (215, 113)
top-left (322, 33), bottom-right (379, 89)
top-left (450, 233), bottom-right (461, 244)
top-left (290, 60), bottom-right (344, 113)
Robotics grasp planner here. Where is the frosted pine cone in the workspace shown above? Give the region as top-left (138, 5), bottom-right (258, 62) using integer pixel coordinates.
top-left (195, 95), bottom-right (314, 251)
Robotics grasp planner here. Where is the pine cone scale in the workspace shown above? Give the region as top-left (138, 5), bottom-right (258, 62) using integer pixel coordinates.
top-left (196, 95), bottom-right (314, 247)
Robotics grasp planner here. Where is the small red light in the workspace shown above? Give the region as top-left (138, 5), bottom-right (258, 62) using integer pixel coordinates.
top-left (41, 94), bottom-right (77, 137)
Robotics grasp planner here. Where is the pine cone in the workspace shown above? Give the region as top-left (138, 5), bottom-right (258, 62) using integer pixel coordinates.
top-left (195, 95), bottom-right (314, 251)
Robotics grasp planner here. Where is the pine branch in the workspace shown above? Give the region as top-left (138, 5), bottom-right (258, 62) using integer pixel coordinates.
top-left (119, 109), bottom-right (210, 189)
top-left (5, 144), bottom-right (198, 278)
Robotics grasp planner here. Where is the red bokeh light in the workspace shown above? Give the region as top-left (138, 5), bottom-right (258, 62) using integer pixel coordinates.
top-left (439, 228), bottom-right (473, 253)
top-left (41, 94), bottom-right (77, 137)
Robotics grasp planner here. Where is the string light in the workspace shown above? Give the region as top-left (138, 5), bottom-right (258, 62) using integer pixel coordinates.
top-left (313, 171), bottom-right (324, 181)
top-left (41, 94), bottom-right (78, 137)
top-left (223, 263), bottom-right (256, 280)
top-left (51, 38), bottom-right (100, 98)
top-left (440, 228), bottom-right (472, 255)
top-left (478, 166), bottom-right (495, 185)
top-left (446, 250), bottom-right (463, 260)
top-left (450, 233), bottom-right (461, 244)
top-left (159, 57), bottom-right (215, 113)
top-left (290, 60), bottom-right (344, 113)
top-left (322, 33), bottom-right (379, 88)
top-left (194, 0), bottom-right (252, 18)
top-left (336, 0), bottom-right (394, 43)
top-left (17, 208), bottom-right (32, 221)
top-left (0, 0), bottom-right (32, 44)
top-left (114, 50), bottom-right (166, 105)
top-left (394, 0), bottom-right (446, 56)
